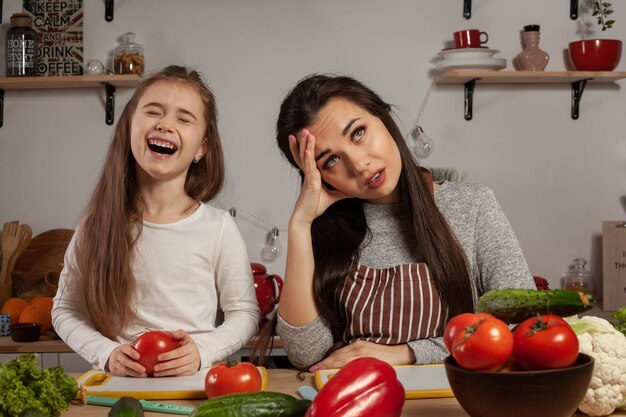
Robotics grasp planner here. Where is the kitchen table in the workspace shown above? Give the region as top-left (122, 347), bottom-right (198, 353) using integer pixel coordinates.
top-left (58, 367), bottom-right (625, 416)
top-left (64, 368), bottom-right (467, 416)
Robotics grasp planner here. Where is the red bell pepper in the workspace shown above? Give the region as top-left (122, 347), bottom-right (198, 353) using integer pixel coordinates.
top-left (305, 357), bottom-right (405, 417)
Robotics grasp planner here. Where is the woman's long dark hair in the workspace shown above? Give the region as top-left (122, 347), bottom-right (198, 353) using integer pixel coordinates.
top-left (70, 66), bottom-right (224, 340)
top-left (253, 74), bottom-right (473, 364)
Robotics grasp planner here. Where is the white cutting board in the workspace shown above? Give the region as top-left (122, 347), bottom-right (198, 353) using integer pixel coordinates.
top-left (314, 363), bottom-right (453, 399)
top-left (76, 366), bottom-right (268, 400)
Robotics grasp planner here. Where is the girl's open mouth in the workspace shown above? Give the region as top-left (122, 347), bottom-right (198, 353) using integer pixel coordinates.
top-left (147, 138), bottom-right (178, 156)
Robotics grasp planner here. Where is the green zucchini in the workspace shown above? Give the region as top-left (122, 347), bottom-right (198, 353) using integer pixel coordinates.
top-left (189, 391), bottom-right (311, 417)
top-left (477, 289), bottom-right (595, 323)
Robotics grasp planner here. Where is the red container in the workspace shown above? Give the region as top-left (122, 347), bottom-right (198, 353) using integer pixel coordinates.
top-left (251, 263), bottom-right (283, 316)
top-left (568, 39), bottom-right (622, 71)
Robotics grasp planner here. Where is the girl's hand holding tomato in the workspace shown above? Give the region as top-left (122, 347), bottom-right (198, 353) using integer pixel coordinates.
top-left (444, 313), bottom-right (513, 371)
top-left (513, 314), bottom-right (579, 371)
top-left (129, 329), bottom-right (200, 377)
top-left (204, 361), bottom-right (262, 398)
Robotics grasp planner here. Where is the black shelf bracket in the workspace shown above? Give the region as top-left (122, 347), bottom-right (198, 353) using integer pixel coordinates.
top-left (1, 0), bottom-right (3, 23)
top-left (105, 0), bottom-right (114, 22)
top-left (570, 0), bottom-right (578, 19)
top-left (0, 89), bottom-right (4, 128)
top-left (464, 79), bottom-right (479, 120)
top-left (463, 0), bottom-right (472, 19)
top-left (571, 78), bottom-right (591, 120)
top-left (104, 83), bottom-right (116, 125)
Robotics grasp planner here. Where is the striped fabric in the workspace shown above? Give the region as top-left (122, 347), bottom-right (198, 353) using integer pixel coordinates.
top-left (339, 263), bottom-right (448, 345)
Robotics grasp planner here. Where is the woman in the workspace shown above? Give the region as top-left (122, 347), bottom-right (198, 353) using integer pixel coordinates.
top-left (271, 74), bottom-right (535, 371)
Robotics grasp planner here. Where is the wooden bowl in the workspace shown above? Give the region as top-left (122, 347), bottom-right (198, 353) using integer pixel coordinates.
top-left (444, 353), bottom-right (594, 417)
top-left (10, 322), bottom-right (42, 342)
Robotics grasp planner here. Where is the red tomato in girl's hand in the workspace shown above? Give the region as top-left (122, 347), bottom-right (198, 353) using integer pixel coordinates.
top-left (443, 312), bottom-right (492, 352)
top-left (131, 330), bottom-right (181, 376)
top-left (205, 361), bottom-right (262, 398)
top-left (449, 314), bottom-right (513, 371)
top-left (513, 314), bottom-right (579, 371)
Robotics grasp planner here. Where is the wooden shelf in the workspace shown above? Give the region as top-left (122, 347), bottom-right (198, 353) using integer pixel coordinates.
top-left (0, 74), bottom-right (141, 90)
top-left (434, 70), bottom-right (626, 120)
top-left (436, 70), bottom-right (626, 84)
top-left (0, 75), bottom-right (141, 127)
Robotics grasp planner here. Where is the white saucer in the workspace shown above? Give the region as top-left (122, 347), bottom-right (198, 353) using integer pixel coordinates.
top-left (439, 48), bottom-right (501, 60)
top-left (434, 57), bottom-right (507, 72)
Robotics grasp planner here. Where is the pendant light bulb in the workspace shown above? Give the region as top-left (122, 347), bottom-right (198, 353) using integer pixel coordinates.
top-left (261, 227), bottom-right (282, 263)
top-left (411, 125), bottom-right (434, 159)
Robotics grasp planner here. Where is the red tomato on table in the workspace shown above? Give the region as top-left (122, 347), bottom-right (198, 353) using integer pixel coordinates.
top-left (513, 314), bottom-right (579, 371)
top-left (447, 313), bottom-right (513, 371)
top-left (131, 330), bottom-right (181, 376)
top-left (204, 361), bottom-right (262, 398)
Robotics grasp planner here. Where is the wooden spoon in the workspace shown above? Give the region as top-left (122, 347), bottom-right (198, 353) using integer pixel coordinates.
top-left (7, 224), bottom-right (32, 283)
top-left (0, 222), bottom-right (21, 285)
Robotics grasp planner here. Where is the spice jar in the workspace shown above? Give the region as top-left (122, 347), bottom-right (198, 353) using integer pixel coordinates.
top-left (113, 32), bottom-right (144, 75)
top-left (5, 12), bottom-right (38, 77)
top-left (563, 258), bottom-right (594, 294)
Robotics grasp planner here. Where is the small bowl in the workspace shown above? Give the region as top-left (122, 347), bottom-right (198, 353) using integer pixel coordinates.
top-left (10, 323), bottom-right (42, 342)
top-left (568, 39), bottom-right (622, 71)
top-left (444, 353), bottom-right (594, 417)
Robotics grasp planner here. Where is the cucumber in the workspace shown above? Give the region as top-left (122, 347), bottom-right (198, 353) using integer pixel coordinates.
top-left (108, 397), bottom-right (144, 417)
top-left (189, 392), bottom-right (311, 417)
top-left (477, 289), bottom-right (595, 323)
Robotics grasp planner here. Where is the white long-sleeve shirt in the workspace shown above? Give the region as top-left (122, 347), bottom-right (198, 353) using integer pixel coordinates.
top-left (52, 203), bottom-right (260, 371)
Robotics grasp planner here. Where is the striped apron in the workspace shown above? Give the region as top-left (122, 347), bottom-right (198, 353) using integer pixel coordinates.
top-left (338, 263), bottom-right (448, 345)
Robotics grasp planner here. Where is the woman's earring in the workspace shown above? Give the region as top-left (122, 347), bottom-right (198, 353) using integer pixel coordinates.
top-left (193, 157), bottom-right (200, 164)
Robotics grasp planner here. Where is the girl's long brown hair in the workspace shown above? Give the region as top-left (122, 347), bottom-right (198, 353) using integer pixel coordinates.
top-left (253, 74), bottom-right (473, 364)
top-left (72, 66), bottom-right (224, 339)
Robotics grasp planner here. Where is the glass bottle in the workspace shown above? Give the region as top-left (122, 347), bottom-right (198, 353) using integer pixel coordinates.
top-left (5, 12), bottom-right (39, 77)
top-left (563, 258), bottom-right (594, 294)
top-left (113, 32), bottom-right (144, 75)
top-left (514, 25), bottom-right (549, 71)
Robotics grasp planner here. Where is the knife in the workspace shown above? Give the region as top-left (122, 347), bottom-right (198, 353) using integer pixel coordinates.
top-left (86, 395), bottom-right (194, 415)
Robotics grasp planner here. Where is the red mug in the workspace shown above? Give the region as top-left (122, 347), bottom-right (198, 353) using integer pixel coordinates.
top-left (453, 29), bottom-right (489, 48)
top-left (251, 263), bottom-right (284, 317)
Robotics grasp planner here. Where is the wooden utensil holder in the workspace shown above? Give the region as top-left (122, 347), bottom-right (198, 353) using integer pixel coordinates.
top-left (0, 283), bottom-right (12, 307)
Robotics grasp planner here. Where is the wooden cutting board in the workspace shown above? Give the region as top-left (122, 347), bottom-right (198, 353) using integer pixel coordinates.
top-left (11, 229), bottom-right (74, 298)
top-left (315, 363), bottom-right (453, 399)
top-left (75, 367), bottom-right (268, 400)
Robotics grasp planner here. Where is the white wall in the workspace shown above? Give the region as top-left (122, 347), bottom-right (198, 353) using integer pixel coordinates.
top-left (1, 0), bottom-right (625, 296)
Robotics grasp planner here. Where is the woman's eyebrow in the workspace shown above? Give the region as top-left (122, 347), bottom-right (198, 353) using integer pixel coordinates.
top-left (342, 118), bottom-right (360, 135)
top-left (315, 117), bottom-right (362, 161)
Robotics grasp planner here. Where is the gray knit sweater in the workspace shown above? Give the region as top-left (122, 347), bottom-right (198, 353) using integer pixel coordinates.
top-left (276, 181), bottom-right (535, 368)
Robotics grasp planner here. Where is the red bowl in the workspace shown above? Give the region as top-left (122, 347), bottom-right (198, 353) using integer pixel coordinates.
top-left (568, 39), bottom-right (622, 71)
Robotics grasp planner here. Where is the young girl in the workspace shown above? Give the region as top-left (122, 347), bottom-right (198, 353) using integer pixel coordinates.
top-left (272, 74), bottom-right (535, 371)
top-left (52, 66), bottom-right (260, 377)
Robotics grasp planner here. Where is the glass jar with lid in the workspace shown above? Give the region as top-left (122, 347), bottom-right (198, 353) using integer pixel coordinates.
top-left (113, 32), bottom-right (144, 75)
top-left (5, 12), bottom-right (39, 77)
top-left (563, 258), bottom-right (594, 294)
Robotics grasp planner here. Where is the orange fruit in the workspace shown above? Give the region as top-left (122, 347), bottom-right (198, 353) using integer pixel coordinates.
top-left (30, 296), bottom-right (54, 313)
top-left (1, 297), bottom-right (30, 325)
top-left (19, 305), bottom-right (51, 334)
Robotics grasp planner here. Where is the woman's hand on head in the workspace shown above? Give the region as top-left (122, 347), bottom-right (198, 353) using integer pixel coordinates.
top-left (309, 340), bottom-right (416, 371)
top-left (107, 344), bottom-right (147, 377)
top-left (151, 330), bottom-right (201, 377)
top-left (288, 129), bottom-right (349, 225)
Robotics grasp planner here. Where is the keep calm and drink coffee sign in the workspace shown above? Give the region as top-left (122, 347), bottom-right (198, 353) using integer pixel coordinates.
top-left (22, 0), bottom-right (84, 76)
